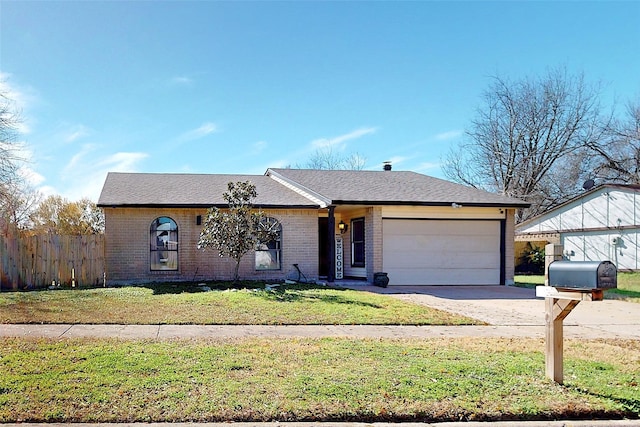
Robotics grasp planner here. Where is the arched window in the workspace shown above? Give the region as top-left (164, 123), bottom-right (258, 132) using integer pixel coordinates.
top-left (150, 217), bottom-right (178, 271)
top-left (255, 217), bottom-right (282, 270)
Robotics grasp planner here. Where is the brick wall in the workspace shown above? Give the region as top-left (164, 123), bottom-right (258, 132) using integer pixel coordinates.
top-left (103, 207), bottom-right (319, 284)
top-left (370, 206), bottom-right (383, 279)
top-left (103, 204), bottom-right (517, 285)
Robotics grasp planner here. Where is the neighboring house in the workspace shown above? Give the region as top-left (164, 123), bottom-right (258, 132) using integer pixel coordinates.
top-left (516, 184), bottom-right (640, 271)
top-left (97, 167), bottom-right (528, 286)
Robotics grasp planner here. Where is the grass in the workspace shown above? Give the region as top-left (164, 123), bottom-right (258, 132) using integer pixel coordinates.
top-left (515, 272), bottom-right (640, 303)
top-left (609, 272), bottom-right (640, 302)
top-left (3, 280), bottom-right (638, 423)
top-left (514, 275), bottom-right (546, 288)
top-left (0, 282), bottom-right (478, 325)
top-left (0, 337), bottom-right (638, 423)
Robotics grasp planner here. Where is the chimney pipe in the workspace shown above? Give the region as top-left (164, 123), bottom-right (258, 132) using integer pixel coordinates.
top-left (383, 161), bottom-right (392, 171)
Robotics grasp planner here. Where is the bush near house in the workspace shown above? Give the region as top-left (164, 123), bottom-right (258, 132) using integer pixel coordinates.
top-left (514, 242), bottom-right (546, 275)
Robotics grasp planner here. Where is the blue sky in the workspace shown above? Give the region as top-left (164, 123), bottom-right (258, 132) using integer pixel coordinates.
top-left (1, 1), bottom-right (639, 202)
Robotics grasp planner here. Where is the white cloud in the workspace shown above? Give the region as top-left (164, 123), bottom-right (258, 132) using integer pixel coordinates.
top-left (415, 161), bottom-right (441, 172)
top-left (386, 156), bottom-right (409, 167)
top-left (64, 124), bottom-right (91, 143)
top-left (310, 127), bottom-right (378, 149)
top-left (435, 130), bottom-right (463, 141)
top-left (97, 151), bottom-right (149, 171)
top-left (18, 165), bottom-right (46, 187)
top-left (0, 72), bottom-right (28, 107)
top-left (57, 149), bottom-right (149, 202)
top-left (251, 140), bottom-right (267, 155)
top-left (14, 144), bottom-right (33, 164)
top-left (0, 72), bottom-right (35, 134)
top-left (178, 122), bottom-right (218, 143)
top-left (264, 159), bottom-right (290, 169)
top-left (38, 185), bottom-right (58, 199)
top-left (171, 76), bottom-right (194, 85)
top-left (63, 143), bottom-right (98, 174)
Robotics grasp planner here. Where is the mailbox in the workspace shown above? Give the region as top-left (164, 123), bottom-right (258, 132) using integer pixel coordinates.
top-left (548, 260), bottom-right (617, 290)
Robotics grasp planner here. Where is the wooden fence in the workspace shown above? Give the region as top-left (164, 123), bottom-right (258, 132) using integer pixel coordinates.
top-left (0, 233), bottom-right (105, 290)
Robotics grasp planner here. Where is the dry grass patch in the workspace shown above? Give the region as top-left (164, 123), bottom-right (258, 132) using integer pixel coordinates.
top-left (0, 337), bottom-right (638, 423)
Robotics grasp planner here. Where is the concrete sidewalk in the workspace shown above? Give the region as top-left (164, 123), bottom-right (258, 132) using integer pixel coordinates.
top-left (0, 323), bottom-right (632, 340)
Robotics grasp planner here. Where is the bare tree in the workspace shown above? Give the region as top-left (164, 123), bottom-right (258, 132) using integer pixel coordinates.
top-left (0, 86), bottom-right (30, 236)
top-left (586, 99), bottom-right (640, 184)
top-left (443, 68), bottom-right (601, 221)
top-left (343, 152), bottom-right (367, 170)
top-left (303, 147), bottom-right (367, 170)
top-left (0, 90), bottom-right (24, 194)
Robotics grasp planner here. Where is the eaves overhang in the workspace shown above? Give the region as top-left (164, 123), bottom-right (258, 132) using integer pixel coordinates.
top-left (331, 200), bottom-right (531, 208)
top-left (97, 203), bottom-right (321, 209)
top-left (265, 169), bottom-right (332, 208)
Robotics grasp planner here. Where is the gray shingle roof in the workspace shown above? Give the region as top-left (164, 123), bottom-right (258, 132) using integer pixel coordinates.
top-left (97, 172), bottom-right (320, 208)
top-left (98, 169), bottom-right (529, 208)
top-left (268, 168), bottom-right (529, 207)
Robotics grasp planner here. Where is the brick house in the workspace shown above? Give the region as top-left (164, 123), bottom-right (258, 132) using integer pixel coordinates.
top-left (97, 167), bottom-right (528, 286)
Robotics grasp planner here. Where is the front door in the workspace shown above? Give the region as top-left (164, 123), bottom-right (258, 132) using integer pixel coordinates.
top-left (318, 217), bottom-right (329, 277)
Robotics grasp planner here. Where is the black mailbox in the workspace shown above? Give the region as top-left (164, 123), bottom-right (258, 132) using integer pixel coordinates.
top-left (548, 260), bottom-right (617, 289)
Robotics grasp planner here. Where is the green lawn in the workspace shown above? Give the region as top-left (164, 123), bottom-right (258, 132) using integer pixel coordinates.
top-left (1, 337), bottom-right (638, 423)
top-left (514, 275), bottom-right (545, 288)
top-left (515, 273), bottom-right (640, 303)
top-left (0, 282), bottom-right (479, 325)
top-left (3, 281), bottom-right (638, 423)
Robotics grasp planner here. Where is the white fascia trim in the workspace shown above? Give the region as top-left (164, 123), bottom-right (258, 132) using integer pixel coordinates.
top-left (266, 169), bottom-right (331, 208)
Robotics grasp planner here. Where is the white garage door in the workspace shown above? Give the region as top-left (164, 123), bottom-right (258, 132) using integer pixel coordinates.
top-left (382, 219), bottom-right (501, 285)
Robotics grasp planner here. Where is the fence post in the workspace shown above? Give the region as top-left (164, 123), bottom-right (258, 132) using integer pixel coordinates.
top-left (544, 243), bottom-right (563, 286)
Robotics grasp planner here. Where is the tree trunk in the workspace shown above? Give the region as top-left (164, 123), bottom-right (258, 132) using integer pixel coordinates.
top-left (233, 257), bottom-right (241, 283)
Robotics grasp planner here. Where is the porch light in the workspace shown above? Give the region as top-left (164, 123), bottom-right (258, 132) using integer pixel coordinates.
top-left (338, 220), bottom-right (348, 234)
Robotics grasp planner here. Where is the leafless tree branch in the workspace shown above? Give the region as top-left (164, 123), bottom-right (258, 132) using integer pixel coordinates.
top-left (443, 68), bottom-right (602, 221)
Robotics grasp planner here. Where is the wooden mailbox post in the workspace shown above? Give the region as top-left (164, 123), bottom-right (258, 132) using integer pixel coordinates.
top-left (536, 285), bottom-right (603, 384)
top-left (537, 244), bottom-right (616, 384)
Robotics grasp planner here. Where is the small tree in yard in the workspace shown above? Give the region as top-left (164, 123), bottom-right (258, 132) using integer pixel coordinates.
top-left (197, 181), bottom-right (277, 283)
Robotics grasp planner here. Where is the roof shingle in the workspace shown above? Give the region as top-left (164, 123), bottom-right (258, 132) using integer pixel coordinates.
top-left (97, 169), bottom-right (529, 208)
top-left (268, 168), bottom-right (529, 207)
top-left (97, 172), bottom-right (320, 208)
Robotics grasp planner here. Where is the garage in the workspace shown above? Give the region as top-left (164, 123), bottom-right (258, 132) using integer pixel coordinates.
top-left (382, 219), bottom-right (502, 285)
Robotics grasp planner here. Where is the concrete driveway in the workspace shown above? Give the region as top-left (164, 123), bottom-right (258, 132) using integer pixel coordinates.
top-left (343, 284), bottom-right (640, 339)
